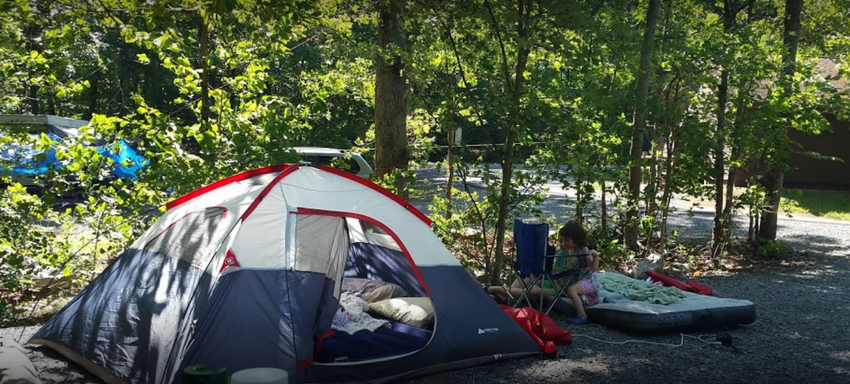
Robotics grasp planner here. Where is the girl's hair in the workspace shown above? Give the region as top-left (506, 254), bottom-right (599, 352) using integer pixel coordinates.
top-left (558, 221), bottom-right (588, 249)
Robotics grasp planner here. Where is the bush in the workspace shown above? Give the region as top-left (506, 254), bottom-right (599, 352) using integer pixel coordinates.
top-left (757, 239), bottom-right (792, 259)
top-left (0, 181), bottom-right (156, 326)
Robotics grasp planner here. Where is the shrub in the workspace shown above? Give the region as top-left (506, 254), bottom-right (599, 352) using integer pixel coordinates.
top-left (757, 239), bottom-right (792, 259)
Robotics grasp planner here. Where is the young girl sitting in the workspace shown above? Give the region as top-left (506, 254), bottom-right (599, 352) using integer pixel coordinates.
top-left (488, 221), bottom-right (600, 320)
top-left (558, 221), bottom-right (600, 324)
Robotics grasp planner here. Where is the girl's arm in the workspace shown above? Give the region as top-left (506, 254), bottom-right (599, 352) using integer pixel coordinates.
top-left (588, 250), bottom-right (600, 272)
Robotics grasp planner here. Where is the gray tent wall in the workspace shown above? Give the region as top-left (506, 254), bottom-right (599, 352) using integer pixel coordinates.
top-left (29, 207), bottom-right (228, 384)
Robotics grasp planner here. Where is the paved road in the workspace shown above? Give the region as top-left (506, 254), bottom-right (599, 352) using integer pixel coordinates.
top-left (410, 165), bottom-right (850, 253)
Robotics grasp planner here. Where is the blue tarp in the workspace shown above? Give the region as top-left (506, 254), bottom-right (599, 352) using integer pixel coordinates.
top-left (1, 133), bottom-right (147, 181)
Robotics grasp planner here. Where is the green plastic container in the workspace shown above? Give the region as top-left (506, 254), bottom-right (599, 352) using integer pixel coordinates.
top-left (181, 364), bottom-right (229, 384)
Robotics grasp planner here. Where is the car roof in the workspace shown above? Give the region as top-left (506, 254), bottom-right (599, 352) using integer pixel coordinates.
top-left (294, 147), bottom-right (349, 156)
top-left (0, 114), bottom-right (88, 138)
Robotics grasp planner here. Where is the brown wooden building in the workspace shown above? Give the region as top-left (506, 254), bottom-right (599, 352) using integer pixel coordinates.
top-left (785, 58), bottom-right (849, 190)
top-left (731, 58), bottom-right (850, 190)
top-left (785, 114), bottom-right (850, 189)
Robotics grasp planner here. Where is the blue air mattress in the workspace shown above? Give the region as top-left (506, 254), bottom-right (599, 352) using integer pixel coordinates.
top-left (316, 320), bottom-right (431, 362)
top-left (578, 272), bottom-right (756, 332)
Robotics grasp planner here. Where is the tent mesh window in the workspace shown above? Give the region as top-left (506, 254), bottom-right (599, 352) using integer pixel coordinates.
top-left (295, 214), bottom-right (349, 298)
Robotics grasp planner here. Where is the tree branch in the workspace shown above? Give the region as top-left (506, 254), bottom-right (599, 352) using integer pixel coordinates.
top-left (484, 0), bottom-right (513, 86)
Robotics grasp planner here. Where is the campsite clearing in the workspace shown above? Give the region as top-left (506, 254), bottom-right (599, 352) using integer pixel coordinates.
top-left (4, 208), bottom-right (850, 383)
top-left (4, 166), bottom-right (850, 383)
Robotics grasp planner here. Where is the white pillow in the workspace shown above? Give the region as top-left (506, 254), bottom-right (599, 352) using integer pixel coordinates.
top-left (362, 283), bottom-right (409, 303)
top-left (368, 297), bottom-right (435, 329)
top-left (0, 339), bottom-right (40, 384)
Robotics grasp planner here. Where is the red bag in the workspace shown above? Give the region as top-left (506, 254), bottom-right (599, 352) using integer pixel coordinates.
top-left (500, 305), bottom-right (572, 355)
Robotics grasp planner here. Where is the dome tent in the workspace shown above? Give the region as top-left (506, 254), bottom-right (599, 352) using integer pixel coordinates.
top-left (30, 164), bottom-right (542, 384)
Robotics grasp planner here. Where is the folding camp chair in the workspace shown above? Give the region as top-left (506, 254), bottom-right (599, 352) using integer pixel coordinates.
top-left (510, 219), bottom-right (590, 314)
top-left (508, 219), bottom-right (549, 309)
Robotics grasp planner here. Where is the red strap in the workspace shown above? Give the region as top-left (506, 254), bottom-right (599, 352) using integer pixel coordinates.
top-left (646, 271), bottom-right (715, 296)
top-left (297, 358), bottom-right (313, 372)
top-left (686, 280), bottom-right (714, 296)
top-left (297, 330), bottom-right (337, 372)
top-left (645, 271), bottom-right (694, 292)
top-left (314, 330), bottom-right (336, 356)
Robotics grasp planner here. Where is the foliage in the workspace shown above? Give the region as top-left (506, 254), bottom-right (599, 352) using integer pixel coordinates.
top-left (0, 0), bottom-right (849, 320)
top-left (425, 160), bottom-right (549, 283)
top-left (756, 239), bottom-right (793, 259)
top-left (779, 188), bottom-right (850, 221)
top-left (0, 0), bottom-right (325, 323)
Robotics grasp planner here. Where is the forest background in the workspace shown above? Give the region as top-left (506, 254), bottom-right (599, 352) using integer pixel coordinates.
top-left (1, 0), bottom-right (848, 324)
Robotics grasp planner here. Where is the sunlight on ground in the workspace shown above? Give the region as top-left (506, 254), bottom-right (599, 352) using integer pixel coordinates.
top-left (831, 351), bottom-right (850, 363)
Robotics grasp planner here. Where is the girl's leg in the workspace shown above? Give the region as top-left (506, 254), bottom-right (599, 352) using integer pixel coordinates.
top-left (566, 282), bottom-right (587, 318)
top-left (510, 287), bottom-right (550, 304)
top-left (487, 286), bottom-right (509, 303)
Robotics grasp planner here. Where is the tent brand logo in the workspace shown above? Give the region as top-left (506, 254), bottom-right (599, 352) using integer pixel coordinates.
top-left (477, 328), bottom-right (499, 335)
top-left (219, 249), bottom-right (241, 272)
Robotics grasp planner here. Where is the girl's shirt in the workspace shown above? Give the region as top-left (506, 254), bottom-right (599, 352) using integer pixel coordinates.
top-left (543, 246), bottom-right (593, 293)
top-left (553, 246), bottom-right (591, 272)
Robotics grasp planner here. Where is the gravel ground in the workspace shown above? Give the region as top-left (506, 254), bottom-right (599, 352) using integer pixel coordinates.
top-left (2, 167), bottom-right (849, 384)
top-left (406, 218), bottom-right (850, 384)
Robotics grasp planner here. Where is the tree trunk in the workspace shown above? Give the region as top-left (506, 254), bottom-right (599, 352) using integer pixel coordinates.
top-left (711, 67), bottom-right (729, 258)
top-left (199, 16), bottom-right (211, 128)
top-left (445, 129), bottom-right (455, 220)
top-left (489, 0), bottom-right (532, 287)
top-left (758, 169), bottom-right (784, 239)
top-left (625, 0), bottom-right (660, 251)
top-left (374, 0), bottom-right (409, 198)
top-left (759, 0), bottom-right (802, 240)
top-left (491, 129), bottom-right (517, 287)
top-left (576, 175), bottom-right (584, 225)
top-left (721, 106), bottom-right (747, 246)
top-left (660, 132), bottom-right (676, 248)
top-left (490, 45), bottom-right (530, 285)
top-left (600, 178), bottom-right (608, 232)
top-left (85, 71), bottom-right (100, 120)
top-left (712, 0), bottom-right (751, 257)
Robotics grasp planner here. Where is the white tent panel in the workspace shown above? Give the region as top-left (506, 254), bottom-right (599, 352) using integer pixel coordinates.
top-left (230, 181), bottom-right (292, 268)
top-left (346, 217), bottom-right (368, 243)
top-left (279, 168), bottom-right (459, 267)
top-left (133, 174), bottom-right (273, 252)
top-left (346, 218), bottom-right (401, 251)
top-left (209, 220), bottom-right (244, 277)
